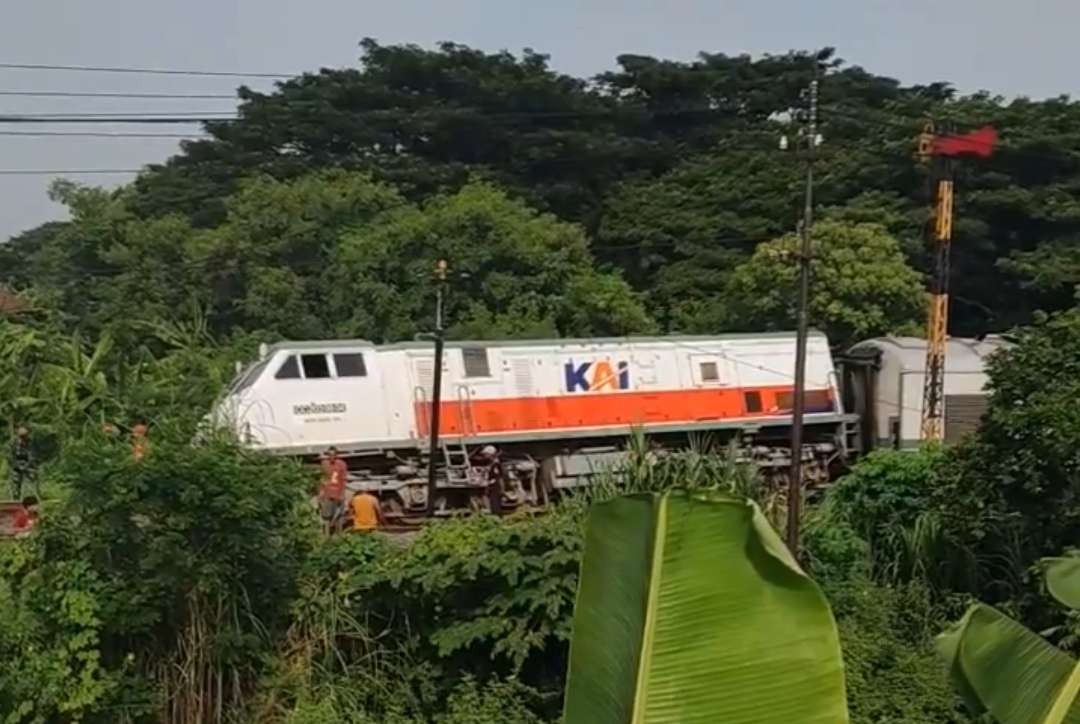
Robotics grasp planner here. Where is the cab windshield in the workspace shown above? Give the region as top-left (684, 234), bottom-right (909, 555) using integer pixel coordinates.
top-left (229, 357), bottom-right (270, 395)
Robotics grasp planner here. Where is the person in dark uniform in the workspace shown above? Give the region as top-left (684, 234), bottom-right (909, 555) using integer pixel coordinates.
top-left (8, 426), bottom-right (34, 500)
top-left (473, 445), bottom-right (504, 515)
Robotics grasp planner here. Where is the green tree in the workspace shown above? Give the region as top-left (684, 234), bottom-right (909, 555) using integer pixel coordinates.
top-left (329, 182), bottom-right (655, 341)
top-left (933, 307), bottom-right (1080, 605)
top-left (723, 220), bottom-right (925, 346)
top-left (129, 39), bottom-right (654, 228)
top-left (0, 435), bottom-right (313, 723)
top-left (192, 169), bottom-right (406, 338)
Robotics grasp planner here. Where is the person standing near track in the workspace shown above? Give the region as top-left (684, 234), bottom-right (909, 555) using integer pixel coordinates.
top-left (8, 426), bottom-right (35, 500)
top-left (318, 447), bottom-right (348, 534)
top-left (131, 423), bottom-right (149, 462)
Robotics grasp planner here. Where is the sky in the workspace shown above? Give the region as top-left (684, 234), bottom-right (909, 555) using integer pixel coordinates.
top-left (1, 0), bottom-right (1078, 241)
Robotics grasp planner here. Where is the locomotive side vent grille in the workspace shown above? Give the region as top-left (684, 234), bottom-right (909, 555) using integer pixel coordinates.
top-left (462, 347), bottom-right (491, 378)
top-left (415, 359), bottom-right (434, 397)
top-left (512, 358), bottom-right (533, 396)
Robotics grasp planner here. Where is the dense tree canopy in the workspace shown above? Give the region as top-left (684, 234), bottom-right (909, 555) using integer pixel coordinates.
top-left (723, 220), bottom-right (926, 346)
top-left (4, 171), bottom-right (651, 345)
top-left (5, 39), bottom-right (1079, 347)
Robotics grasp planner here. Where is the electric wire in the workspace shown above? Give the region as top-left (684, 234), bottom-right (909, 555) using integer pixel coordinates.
top-left (0, 90), bottom-right (238, 99)
top-left (0, 129), bottom-right (205, 138)
top-left (0, 61), bottom-right (289, 78)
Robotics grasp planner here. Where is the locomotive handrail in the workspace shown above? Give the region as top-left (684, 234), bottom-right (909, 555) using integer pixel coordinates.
top-left (456, 384), bottom-right (477, 438)
top-left (414, 385), bottom-right (430, 445)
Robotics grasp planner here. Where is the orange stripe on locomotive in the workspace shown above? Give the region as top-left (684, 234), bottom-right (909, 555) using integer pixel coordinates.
top-left (416, 385), bottom-right (836, 436)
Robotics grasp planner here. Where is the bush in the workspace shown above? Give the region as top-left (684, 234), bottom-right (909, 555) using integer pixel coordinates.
top-left (932, 308), bottom-right (1080, 606)
top-left (832, 579), bottom-right (973, 724)
top-left (0, 434), bottom-right (314, 722)
top-left (826, 447), bottom-right (944, 550)
top-left (278, 677), bottom-right (545, 724)
top-left (257, 508), bottom-right (581, 722)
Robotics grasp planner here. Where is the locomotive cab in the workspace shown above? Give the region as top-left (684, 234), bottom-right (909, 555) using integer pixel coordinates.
top-left (214, 341), bottom-right (387, 454)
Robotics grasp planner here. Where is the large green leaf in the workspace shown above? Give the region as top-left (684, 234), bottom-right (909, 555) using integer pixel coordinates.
top-left (562, 490), bottom-right (848, 724)
top-left (1044, 557), bottom-right (1080, 610)
top-left (936, 603), bottom-right (1080, 723)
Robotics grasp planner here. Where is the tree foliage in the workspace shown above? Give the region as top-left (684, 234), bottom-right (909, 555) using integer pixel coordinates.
top-left (931, 308), bottom-right (1080, 605)
top-left (6, 172), bottom-right (651, 345)
top-left (0, 435), bottom-right (313, 722)
top-left (724, 221), bottom-right (925, 345)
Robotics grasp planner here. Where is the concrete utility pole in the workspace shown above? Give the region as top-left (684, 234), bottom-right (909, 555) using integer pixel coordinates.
top-left (426, 259), bottom-right (448, 515)
top-left (786, 67), bottom-right (819, 555)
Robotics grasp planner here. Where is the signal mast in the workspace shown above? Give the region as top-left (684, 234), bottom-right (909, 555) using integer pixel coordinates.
top-left (916, 123), bottom-right (997, 441)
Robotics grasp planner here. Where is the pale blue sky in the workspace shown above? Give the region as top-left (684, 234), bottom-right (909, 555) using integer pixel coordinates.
top-left (2, 0), bottom-right (1077, 241)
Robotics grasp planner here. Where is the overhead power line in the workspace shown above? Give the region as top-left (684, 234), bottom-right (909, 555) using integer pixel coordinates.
top-left (0, 169), bottom-right (140, 175)
top-left (0, 115), bottom-right (231, 124)
top-left (0, 61), bottom-right (290, 79)
top-left (0, 130), bottom-right (205, 138)
top-left (0, 111), bottom-right (236, 118)
top-left (0, 90), bottom-right (238, 99)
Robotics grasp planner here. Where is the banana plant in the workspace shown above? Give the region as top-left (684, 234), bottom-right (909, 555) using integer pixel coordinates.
top-left (937, 556), bottom-right (1080, 724)
top-left (562, 490), bottom-right (849, 724)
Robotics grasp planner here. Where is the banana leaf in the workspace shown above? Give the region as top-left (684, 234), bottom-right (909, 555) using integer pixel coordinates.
top-left (936, 603), bottom-right (1080, 723)
top-left (1044, 557), bottom-right (1080, 610)
top-left (562, 490), bottom-right (848, 724)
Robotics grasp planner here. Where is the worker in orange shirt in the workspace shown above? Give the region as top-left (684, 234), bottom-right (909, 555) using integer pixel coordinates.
top-left (350, 489), bottom-right (383, 533)
top-left (318, 447), bottom-right (348, 534)
top-left (131, 423), bottom-right (149, 462)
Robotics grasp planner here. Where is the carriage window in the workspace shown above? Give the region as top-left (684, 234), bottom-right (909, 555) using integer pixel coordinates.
top-left (334, 353), bottom-right (367, 377)
top-left (301, 353), bottom-right (331, 379)
top-left (462, 347), bottom-right (491, 378)
top-left (699, 361), bottom-right (720, 383)
top-left (275, 355), bottom-right (300, 380)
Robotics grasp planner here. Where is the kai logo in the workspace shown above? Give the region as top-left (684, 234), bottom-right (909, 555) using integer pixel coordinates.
top-left (564, 359), bottom-right (630, 393)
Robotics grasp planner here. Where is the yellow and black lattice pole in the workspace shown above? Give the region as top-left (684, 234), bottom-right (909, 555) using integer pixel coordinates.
top-left (920, 148), bottom-right (954, 442)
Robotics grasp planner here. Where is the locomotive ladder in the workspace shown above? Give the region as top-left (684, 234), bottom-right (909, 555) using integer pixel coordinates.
top-left (441, 440), bottom-right (473, 486)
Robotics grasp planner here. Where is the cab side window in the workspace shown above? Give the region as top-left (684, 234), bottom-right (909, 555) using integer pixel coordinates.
top-left (275, 355), bottom-right (301, 379)
top-left (301, 354), bottom-right (331, 379)
top-left (334, 353), bottom-right (367, 377)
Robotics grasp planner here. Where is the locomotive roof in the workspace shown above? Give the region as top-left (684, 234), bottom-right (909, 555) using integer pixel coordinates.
top-left (260, 330), bottom-right (827, 355)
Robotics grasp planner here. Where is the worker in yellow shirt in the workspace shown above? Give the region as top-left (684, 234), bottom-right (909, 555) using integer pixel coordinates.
top-left (350, 489), bottom-right (384, 532)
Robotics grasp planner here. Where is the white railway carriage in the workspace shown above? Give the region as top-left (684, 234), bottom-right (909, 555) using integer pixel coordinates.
top-left (212, 332), bottom-right (855, 516)
top-left (839, 335), bottom-right (1008, 450)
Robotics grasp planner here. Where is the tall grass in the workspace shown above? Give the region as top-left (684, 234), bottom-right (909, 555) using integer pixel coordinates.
top-left (573, 428), bottom-right (781, 532)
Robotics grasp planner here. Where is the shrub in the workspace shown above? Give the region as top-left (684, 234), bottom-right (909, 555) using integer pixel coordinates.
top-left (0, 433), bottom-right (314, 722)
